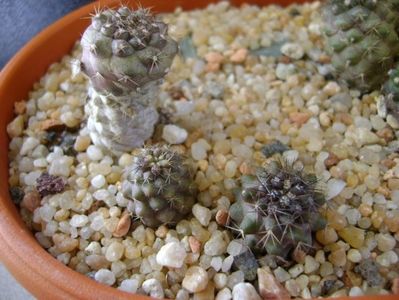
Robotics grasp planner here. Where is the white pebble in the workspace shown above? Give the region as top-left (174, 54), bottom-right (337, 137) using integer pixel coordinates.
top-left (204, 231), bottom-right (228, 256)
top-left (156, 241), bottom-right (187, 268)
top-left (283, 150), bottom-right (298, 164)
top-left (182, 266), bottom-right (209, 293)
top-left (274, 267), bottom-right (291, 282)
top-left (216, 288), bottom-right (232, 300)
top-left (70, 215), bottom-right (89, 227)
top-left (91, 174), bottom-right (106, 188)
top-left (87, 145), bottom-right (103, 161)
top-left (347, 249), bottom-right (362, 263)
top-left (376, 233), bottom-right (397, 252)
top-left (326, 178), bottom-right (346, 200)
top-left (39, 205), bottom-right (56, 222)
top-left (281, 43), bottom-right (304, 60)
top-left (276, 63), bottom-right (296, 80)
top-left (376, 251), bottom-right (398, 267)
top-left (192, 204), bottom-right (212, 226)
top-left (349, 287), bottom-right (364, 297)
top-left (227, 271), bottom-right (245, 289)
top-left (304, 256), bottom-right (319, 274)
top-left (176, 289), bottom-right (190, 300)
top-left (20, 137), bottom-right (40, 155)
top-left (142, 278), bottom-right (164, 299)
top-left (118, 279), bottom-right (139, 294)
top-left (227, 240), bottom-right (245, 256)
top-left (214, 273), bottom-right (228, 289)
top-left (49, 156), bottom-right (73, 177)
top-left (232, 283), bottom-right (261, 300)
top-left (222, 255), bottom-right (234, 272)
top-left (33, 158), bottom-right (48, 168)
top-left (94, 269), bottom-right (115, 286)
top-left (210, 256), bottom-right (223, 272)
top-left (24, 171), bottom-right (42, 186)
top-left (105, 242), bottom-right (124, 262)
top-left (162, 124), bottom-right (188, 144)
top-left (191, 142), bottom-right (207, 160)
top-left (289, 264), bottom-right (304, 278)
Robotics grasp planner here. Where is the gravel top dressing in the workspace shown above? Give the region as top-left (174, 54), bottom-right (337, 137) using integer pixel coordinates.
top-left (6, 1), bottom-right (399, 299)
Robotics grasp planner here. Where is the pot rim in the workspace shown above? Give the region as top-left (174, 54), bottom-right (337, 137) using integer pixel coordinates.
top-left (0, 1), bottom-right (397, 300)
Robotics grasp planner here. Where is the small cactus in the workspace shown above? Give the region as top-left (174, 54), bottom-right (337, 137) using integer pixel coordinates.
top-left (122, 145), bottom-right (197, 228)
top-left (80, 5), bottom-right (178, 154)
top-left (228, 159), bottom-right (326, 259)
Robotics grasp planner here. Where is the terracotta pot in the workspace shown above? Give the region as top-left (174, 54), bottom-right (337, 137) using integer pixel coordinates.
top-left (0, 0), bottom-right (397, 299)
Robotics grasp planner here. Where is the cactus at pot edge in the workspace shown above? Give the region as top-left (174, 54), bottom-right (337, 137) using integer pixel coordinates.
top-left (228, 159), bottom-right (326, 259)
top-left (122, 145), bottom-right (197, 228)
top-left (322, 0), bottom-right (399, 93)
top-left (80, 6), bottom-right (178, 153)
top-left (381, 64), bottom-right (399, 120)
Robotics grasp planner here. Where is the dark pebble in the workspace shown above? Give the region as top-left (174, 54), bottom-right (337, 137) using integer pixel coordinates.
top-left (261, 140), bottom-right (289, 157)
top-left (9, 186), bottom-right (25, 205)
top-left (233, 249), bottom-right (259, 281)
top-left (354, 258), bottom-right (385, 287)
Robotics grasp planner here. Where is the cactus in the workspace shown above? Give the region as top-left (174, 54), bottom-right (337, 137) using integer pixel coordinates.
top-left (381, 64), bottom-right (399, 120)
top-left (228, 159), bottom-right (326, 259)
top-left (121, 145), bottom-right (197, 228)
top-left (80, 6), bottom-right (178, 153)
top-left (322, 0), bottom-right (399, 93)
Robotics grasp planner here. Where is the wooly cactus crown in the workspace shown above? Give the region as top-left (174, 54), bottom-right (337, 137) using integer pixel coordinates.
top-left (122, 145), bottom-right (198, 228)
top-left (322, 0), bottom-right (399, 93)
top-left (228, 160), bottom-right (326, 259)
top-left (80, 5), bottom-right (178, 153)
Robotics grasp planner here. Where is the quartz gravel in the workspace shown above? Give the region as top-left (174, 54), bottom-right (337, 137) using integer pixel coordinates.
top-left (7, 1), bottom-right (399, 299)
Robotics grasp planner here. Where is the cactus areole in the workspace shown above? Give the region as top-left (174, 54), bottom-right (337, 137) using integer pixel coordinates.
top-left (229, 160), bottom-right (327, 259)
top-left (80, 6), bottom-right (178, 153)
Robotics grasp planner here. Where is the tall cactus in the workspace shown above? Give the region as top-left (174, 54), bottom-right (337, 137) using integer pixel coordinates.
top-left (80, 6), bottom-right (178, 153)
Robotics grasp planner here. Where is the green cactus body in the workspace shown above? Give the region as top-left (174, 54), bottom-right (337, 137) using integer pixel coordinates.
top-left (80, 6), bottom-right (178, 153)
top-left (122, 146), bottom-right (197, 228)
top-left (229, 160), bottom-right (326, 259)
top-left (323, 0), bottom-right (399, 93)
top-left (384, 65), bottom-right (399, 101)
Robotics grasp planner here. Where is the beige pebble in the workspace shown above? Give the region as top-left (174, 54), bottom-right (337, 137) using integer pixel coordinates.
top-left (113, 213), bottom-right (132, 238)
top-left (257, 267), bottom-right (290, 300)
top-left (205, 52), bottom-right (224, 64)
top-left (7, 115), bottom-right (25, 138)
top-left (14, 101), bottom-right (27, 115)
top-left (392, 277), bottom-right (399, 294)
top-left (289, 112), bottom-right (310, 126)
top-left (39, 119), bottom-right (65, 131)
top-left (215, 209), bottom-right (229, 226)
top-left (21, 191), bottom-right (41, 212)
top-left (230, 48), bottom-right (248, 63)
top-left (189, 236), bottom-right (202, 253)
top-left (74, 135), bottom-right (91, 152)
top-left (182, 266), bottom-right (209, 293)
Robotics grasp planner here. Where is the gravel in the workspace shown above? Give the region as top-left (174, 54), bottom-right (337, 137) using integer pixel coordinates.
top-left (7, 1), bottom-right (399, 299)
